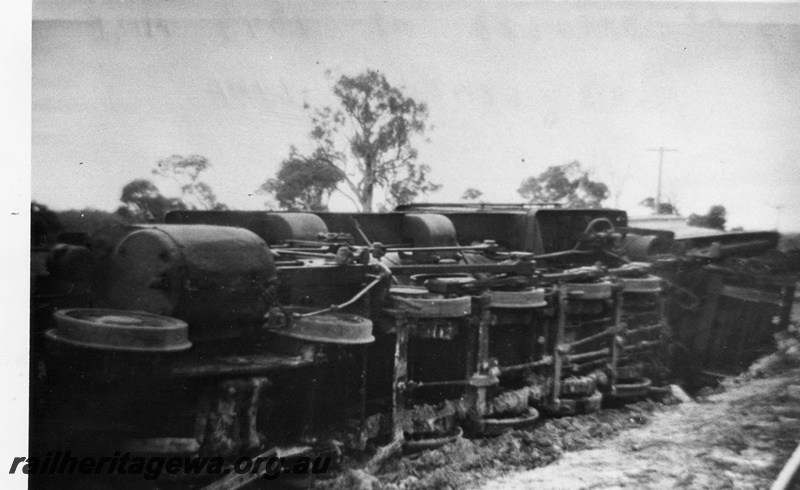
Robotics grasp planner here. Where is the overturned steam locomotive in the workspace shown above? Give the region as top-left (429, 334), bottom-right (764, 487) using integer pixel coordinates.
top-left (30, 203), bottom-right (797, 488)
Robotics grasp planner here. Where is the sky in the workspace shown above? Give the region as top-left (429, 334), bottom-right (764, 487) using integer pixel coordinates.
top-left (30, 0), bottom-right (800, 231)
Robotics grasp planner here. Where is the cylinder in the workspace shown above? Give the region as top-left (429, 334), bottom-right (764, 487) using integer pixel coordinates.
top-left (403, 214), bottom-right (459, 262)
top-left (263, 213), bottom-right (329, 244)
top-left (98, 224), bottom-right (277, 341)
top-left (621, 234), bottom-right (669, 261)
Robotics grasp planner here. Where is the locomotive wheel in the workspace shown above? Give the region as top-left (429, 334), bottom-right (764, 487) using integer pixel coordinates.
top-left (389, 295), bottom-right (471, 318)
top-left (603, 377), bottom-right (652, 406)
top-left (646, 384), bottom-right (672, 400)
top-left (476, 407), bottom-right (540, 437)
top-left (613, 377), bottom-right (652, 397)
top-left (403, 426), bottom-right (464, 454)
top-left (539, 391), bottom-right (603, 416)
top-left (47, 308), bottom-right (191, 352)
top-left (564, 282), bottom-right (613, 300)
top-left (615, 363), bottom-right (645, 381)
top-left (618, 275), bottom-right (663, 294)
top-left (559, 376), bottom-right (597, 397)
top-left (487, 288), bottom-right (547, 309)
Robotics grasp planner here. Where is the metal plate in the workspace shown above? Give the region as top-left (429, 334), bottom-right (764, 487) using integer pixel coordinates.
top-left (48, 308), bottom-right (192, 352)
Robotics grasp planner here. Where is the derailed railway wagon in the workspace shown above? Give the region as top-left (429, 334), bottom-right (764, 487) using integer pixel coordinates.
top-left (30, 203), bottom-right (796, 488)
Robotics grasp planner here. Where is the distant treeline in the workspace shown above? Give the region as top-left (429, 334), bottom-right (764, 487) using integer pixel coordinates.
top-left (31, 202), bottom-right (136, 248)
top-left (779, 233), bottom-right (800, 253)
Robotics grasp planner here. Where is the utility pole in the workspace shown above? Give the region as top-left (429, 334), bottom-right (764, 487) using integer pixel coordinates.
top-left (646, 147), bottom-right (677, 214)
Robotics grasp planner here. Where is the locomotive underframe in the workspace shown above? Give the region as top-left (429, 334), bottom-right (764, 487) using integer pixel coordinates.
top-left (30, 205), bottom-right (798, 488)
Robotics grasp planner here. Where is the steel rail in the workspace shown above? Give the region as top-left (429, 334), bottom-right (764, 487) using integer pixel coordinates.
top-left (771, 440), bottom-right (800, 490)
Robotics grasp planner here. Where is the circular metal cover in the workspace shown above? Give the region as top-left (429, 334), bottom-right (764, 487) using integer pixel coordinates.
top-left (487, 288), bottom-right (547, 309)
top-left (619, 276), bottom-right (662, 294)
top-left (564, 282), bottom-right (613, 300)
top-left (269, 308), bottom-right (374, 345)
top-left (391, 295), bottom-right (472, 318)
top-left (47, 308), bottom-right (192, 352)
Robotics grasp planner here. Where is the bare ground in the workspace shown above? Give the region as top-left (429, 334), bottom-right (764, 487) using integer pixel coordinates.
top-left (482, 364), bottom-right (800, 490)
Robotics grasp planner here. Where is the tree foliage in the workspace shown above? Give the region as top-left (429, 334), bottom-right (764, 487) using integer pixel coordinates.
top-left (640, 197), bottom-right (680, 216)
top-left (117, 179), bottom-right (186, 222)
top-left (117, 154), bottom-right (227, 221)
top-left (33, 202), bottom-right (130, 246)
top-left (58, 208), bottom-right (127, 235)
top-left (688, 205), bottom-right (727, 231)
top-left (461, 188), bottom-right (484, 201)
top-left (272, 70), bottom-right (440, 212)
top-left (31, 201), bottom-right (64, 247)
top-left (517, 161), bottom-right (609, 208)
top-left (153, 154), bottom-right (227, 211)
top-left (259, 151), bottom-right (344, 211)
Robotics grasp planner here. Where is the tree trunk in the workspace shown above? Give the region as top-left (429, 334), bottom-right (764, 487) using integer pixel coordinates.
top-left (361, 157), bottom-right (374, 212)
top-left (361, 184), bottom-right (374, 213)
